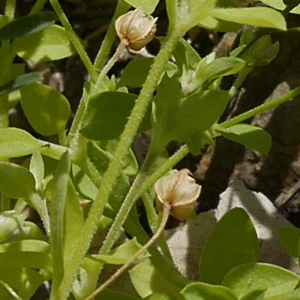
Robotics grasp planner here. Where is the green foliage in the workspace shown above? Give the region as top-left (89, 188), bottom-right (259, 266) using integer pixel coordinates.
top-left (0, 0), bottom-right (299, 299)
top-left (0, 72), bottom-right (42, 97)
top-left (129, 261), bottom-right (182, 299)
top-left (199, 208), bottom-right (260, 284)
top-left (215, 124), bottom-right (272, 155)
top-left (21, 83), bottom-right (71, 136)
top-left (221, 263), bottom-right (300, 299)
top-left (0, 128), bottom-right (40, 158)
top-left (181, 282), bottom-right (238, 300)
top-left (277, 227), bottom-right (300, 258)
top-left (80, 91), bottom-right (151, 140)
top-left (12, 25), bottom-right (75, 62)
top-left (0, 12), bottom-right (57, 41)
top-left (0, 162), bottom-right (36, 198)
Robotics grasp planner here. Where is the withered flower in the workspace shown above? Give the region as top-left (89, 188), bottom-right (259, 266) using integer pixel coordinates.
top-left (155, 169), bottom-right (201, 221)
top-left (115, 7), bottom-right (157, 51)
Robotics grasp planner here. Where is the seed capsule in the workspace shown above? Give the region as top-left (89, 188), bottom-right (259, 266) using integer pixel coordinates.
top-left (115, 7), bottom-right (157, 51)
top-left (155, 169), bottom-right (201, 221)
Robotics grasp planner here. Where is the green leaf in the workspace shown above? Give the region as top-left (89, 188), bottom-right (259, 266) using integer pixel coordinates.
top-left (199, 208), bottom-right (260, 284)
top-left (0, 251), bottom-right (51, 271)
top-left (173, 38), bottom-right (201, 71)
top-left (0, 240), bottom-right (49, 253)
top-left (122, 0), bottom-right (159, 14)
top-left (221, 263), bottom-right (300, 299)
top-left (0, 162), bottom-right (36, 198)
top-left (99, 139), bottom-right (139, 176)
top-left (237, 35), bottom-right (279, 67)
top-left (80, 91), bottom-right (151, 140)
top-left (119, 58), bottom-right (177, 88)
top-left (90, 238), bottom-right (148, 265)
top-left (266, 288), bottom-right (300, 300)
top-left (1, 64), bottom-right (25, 109)
top-left (0, 72), bottom-right (42, 97)
top-left (0, 219), bottom-right (45, 243)
top-left (207, 7), bottom-right (286, 30)
top-left (0, 11), bottom-right (57, 41)
top-left (129, 261), bottom-right (182, 299)
top-left (50, 151), bottom-right (71, 293)
top-left (0, 128), bottom-right (40, 159)
top-left (63, 180), bottom-right (84, 265)
top-left (30, 151), bottom-right (45, 191)
top-left (144, 293), bottom-right (174, 300)
top-left (119, 58), bottom-right (154, 88)
top-left (199, 16), bottom-right (243, 32)
top-left (95, 289), bottom-right (140, 300)
top-left (0, 268), bottom-right (48, 300)
top-left (0, 212), bottom-right (27, 243)
top-left (12, 25), bottom-right (75, 62)
top-left (152, 76), bottom-right (231, 154)
top-left (196, 57), bottom-right (245, 85)
top-left (21, 83), bottom-right (71, 136)
top-left (72, 256), bottom-right (103, 299)
top-left (277, 227), bottom-right (300, 258)
top-left (215, 124), bottom-right (272, 155)
top-left (240, 289), bottom-right (266, 300)
top-left (181, 282), bottom-right (238, 300)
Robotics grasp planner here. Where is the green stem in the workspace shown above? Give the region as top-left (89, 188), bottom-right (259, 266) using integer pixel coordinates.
top-left (29, 0), bottom-right (47, 15)
top-left (221, 85), bottom-right (300, 128)
top-left (57, 27), bottom-right (182, 300)
top-left (5, 0), bottom-right (16, 20)
top-left (67, 1), bottom-right (129, 143)
top-left (49, 0), bottom-right (97, 81)
top-left (85, 206), bottom-right (170, 299)
top-left (100, 149), bottom-right (158, 255)
top-left (94, 43), bottom-right (126, 91)
top-left (38, 141), bottom-right (69, 160)
top-left (93, 0), bottom-right (130, 70)
top-left (229, 67), bottom-right (252, 97)
top-left (142, 192), bottom-right (159, 232)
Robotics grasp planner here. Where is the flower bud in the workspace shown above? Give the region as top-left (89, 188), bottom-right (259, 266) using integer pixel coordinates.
top-left (155, 169), bottom-right (201, 221)
top-left (115, 7), bottom-right (157, 51)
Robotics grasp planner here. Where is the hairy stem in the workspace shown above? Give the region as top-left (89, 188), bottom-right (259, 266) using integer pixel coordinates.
top-left (57, 26), bottom-right (182, 300)
top-left (85, 206), bottom-right (170, 299)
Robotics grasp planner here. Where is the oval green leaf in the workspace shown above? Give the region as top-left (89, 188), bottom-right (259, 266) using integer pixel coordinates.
top-left (0, 128), bottom-right (40, 158)
top-left (129, 261), bottom-right (182, 299)
top-left (181, 282), bottom-right (238, 300)
top-left (0, 72), bottom-right (42, 97)
top-left (207, 7), bottom-right (286, 30)
top-left (12, 25), bottom-right (75, 62)
top-left (0, 11), bottom-right (57, 41)
top-left (196, 57), bottom-right (245, 84)
top-left (199, 208), bottom-right (260, 284)
top-left (0, 267), bottom-right (48, 300)
top-left (0, 212), bottom-right (27, 243)
top-left (21, 83), bottom-right (71, 136)
top-left (221, 263), bottom-right (300, 299)
top-left (215, 124), bottom-right (272, 155)
top-left (122, 0), bottom-right (159, 14)
top-left (277, 226), bottom-right (300, 258)
top-left (0, 162), bottom-right (36, 198)
top-left (119, 58), bottom-right (154, 87)
top-left (80, 91), bottom-right (151, 140)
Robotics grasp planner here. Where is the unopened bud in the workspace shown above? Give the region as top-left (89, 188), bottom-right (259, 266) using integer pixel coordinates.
top-left (115, 7), bottom-right (157, 51)
top-left (155, 169), bottom-right (201, 221)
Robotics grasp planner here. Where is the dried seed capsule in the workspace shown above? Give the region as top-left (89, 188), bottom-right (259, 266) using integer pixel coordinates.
top-left (155, 169), bottom-right (201, 221)
top-left (115, 7), bottom-right (157, 51)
